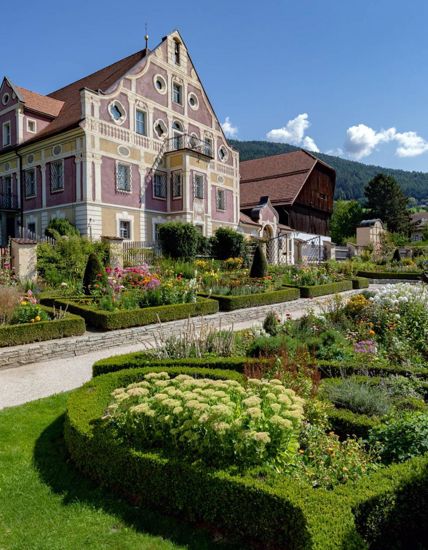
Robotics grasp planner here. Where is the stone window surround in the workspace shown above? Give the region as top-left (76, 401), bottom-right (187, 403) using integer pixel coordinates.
top-left (216, 187), bottom-right (226, 211)
top-left (27, 118), bottom-right (37, 134)
top-left (24, 167), bottom-right (37, 199)
top-left (116, 210), bottom-right (133, 240)
top-left (153, 74), bottom-right (167, 95)
top-left (2, 121), bottom-right (11, 147)
top-left (50, 159), bottom-right (64, 193)
top-left (153, 170), bottom-right (167, 200)
top-left (171, 170), bottom-right (182, 198)
top-left (108, 100), bottom-right (127, 126)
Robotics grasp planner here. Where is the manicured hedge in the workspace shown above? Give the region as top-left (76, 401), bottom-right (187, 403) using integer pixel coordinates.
top-left (351, 277), bottom-right (370, 289)
top-left (0, 306), bottom-right (85, 347)
top-left (66, 365), bottom-right (428, 549)
top-left (317, 359), bottom-right (428, 380)
top-left (200, 287), bottom-right (300, 312)
top-left (92, 353), bottom-right (263, 377)
top-left (356, 271), bottom-right (422, 280)
top-left (297, 280), bottom-right (353, 298)
top-left (40, 297), bottom-right (219, 330)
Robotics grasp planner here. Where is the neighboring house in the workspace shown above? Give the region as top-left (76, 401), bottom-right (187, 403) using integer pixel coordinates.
top-left (356, 219), bottom-right (385, 250)
top-left (410, 212), bottom-right (428, 242)
top-left (0, 30), bottom-right (239, 246)
top-left (238, 150), bottom-right (336, 262)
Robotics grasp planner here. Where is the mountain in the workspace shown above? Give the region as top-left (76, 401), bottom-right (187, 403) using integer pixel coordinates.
top-left (230, 140), bottom-right (428, 202)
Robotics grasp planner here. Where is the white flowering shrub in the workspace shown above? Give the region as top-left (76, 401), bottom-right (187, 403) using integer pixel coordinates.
top-left (105, 372), bottom-right (305, 469)
top-left (370, 284), bottom-right (428, 362)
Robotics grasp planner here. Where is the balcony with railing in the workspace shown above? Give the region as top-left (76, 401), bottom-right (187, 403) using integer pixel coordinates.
top-left (0, 193), bottom-right (19, 211)
top-left (163, 134), bottom-right (214, 159)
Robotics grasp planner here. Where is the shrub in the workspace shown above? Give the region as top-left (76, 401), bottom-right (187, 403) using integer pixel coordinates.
top-left (0, 286), bottom-right (19, 324)
top-left (205, 287), bottom-right (299, 311)
top-left (105, 372), bottom-right (304, 470)
top-left (45, 217), bottom-right (80, 238)
top-left (249, 244), bottom-right (268, 278)
top-left (263, 311), bottom-right (281, 336)
top-left (211, 227), bottom-right (245, 260)
top-left (83, 253), bottom-right (105, 295)
top-left (298, 280), bottom-right (353, 298)
top-left (369, 412), bottom-right (428, 464)
top-left (158, 223), bottom-right (200, 260)
top-left (323, 378), bottom-right (393, 417)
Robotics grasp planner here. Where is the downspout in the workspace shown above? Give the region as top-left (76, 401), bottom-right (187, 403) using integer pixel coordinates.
top-left (16, 150), bottom-right (24, 235)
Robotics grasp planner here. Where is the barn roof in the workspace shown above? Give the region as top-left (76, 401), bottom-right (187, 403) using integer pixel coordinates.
top-left (240, 150), bottom-right (335, 208)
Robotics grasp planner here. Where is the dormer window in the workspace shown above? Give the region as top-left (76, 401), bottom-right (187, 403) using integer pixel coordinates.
top-left (27, 119), bottom-right (37, 133)
top-left (2, 122), bottom-right (11, 147)
top-left (174, 40), bottom-right (181, 65)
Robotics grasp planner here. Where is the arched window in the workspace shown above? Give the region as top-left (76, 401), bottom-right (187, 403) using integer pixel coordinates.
top-left (174, 39), bottom-right (181, 65)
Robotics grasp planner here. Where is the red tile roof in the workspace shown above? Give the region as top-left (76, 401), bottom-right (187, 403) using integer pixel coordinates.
top-left (18, 48), bottom-right (148, 144)
top-left (15, 86), bottom-right (64, 117)
top-left (240, 150), bottom-right (333, 208)
top-left (239, 212), bottom-right (261, 226)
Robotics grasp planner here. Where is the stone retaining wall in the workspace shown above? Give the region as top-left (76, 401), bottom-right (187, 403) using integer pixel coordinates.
top-left (0, 289), bottom-right (364, 370)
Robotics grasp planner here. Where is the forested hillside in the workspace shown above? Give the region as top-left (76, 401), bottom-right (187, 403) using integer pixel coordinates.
top-left (230, 140), bottom-right (428, 201)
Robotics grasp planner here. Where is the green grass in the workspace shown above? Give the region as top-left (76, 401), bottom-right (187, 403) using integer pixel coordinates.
top-left (0, 394), bottom-right (239, 550)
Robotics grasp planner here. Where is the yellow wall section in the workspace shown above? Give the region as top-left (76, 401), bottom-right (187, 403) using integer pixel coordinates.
top-left (169, 154), bottom-right (183, 168)
top-left (189, 157), bottom-right (209, 170)
top-left (101, 207), bottom-right (140, 239)
top-left (100, 138), bottom-right (141, 162)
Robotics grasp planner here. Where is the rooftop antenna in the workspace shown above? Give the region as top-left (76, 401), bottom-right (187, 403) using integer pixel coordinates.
top-left (145, 23), bottom-right (149, 52)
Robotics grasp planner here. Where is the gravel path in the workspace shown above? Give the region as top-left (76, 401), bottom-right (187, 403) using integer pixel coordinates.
top-left (0, 287), bottom-right (380, 410)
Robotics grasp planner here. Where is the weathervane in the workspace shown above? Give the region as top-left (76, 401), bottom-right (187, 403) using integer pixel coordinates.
top-left (145, 23), bottom-right (149, 51)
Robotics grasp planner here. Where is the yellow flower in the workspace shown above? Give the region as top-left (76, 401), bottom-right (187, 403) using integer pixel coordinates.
top-left (21, 301), bottom-right (27, 306)
top-left (35, 315), bottom-right (41, 322)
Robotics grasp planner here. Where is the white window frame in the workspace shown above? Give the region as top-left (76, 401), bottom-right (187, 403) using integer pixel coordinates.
top-left (24, 168), bottom-right (37, 199)
top-left (153, 74), bottom-right (167, 95)
top-left (50, 160), bottom-right (64, 192)
top-left (153, 171), bottom-right (167, 200)
top-left (135, 109), bottom-right (147, 136)
top-left (171, 171), bottom-right (182, 198)
top-left (216, 188), bottom-right (226, 211)
top-left (153, 119), bottom-right (168, 139)
top-left (2, 121), bottom-right (11, 147)
top-left (108, 100), bottom-right (127, 125)
top-left (174, 39), bottom-right (181, 65)
top-left (194, 173), bottom-right (204, 199)
top-left (218, 145), bottom-right (229, 163)
top-left (119, 219), bottom-right (131, 240)
top-left (188, 92), bottom-right (199, 110)
top-left (172, 82), bottom-right (183, 105)
top-left (27, 118), bottom-right (37, 134)
top-left (204, 136), bottom-right (213, 157)
top-left (116, 162), bottom-right (132, 193)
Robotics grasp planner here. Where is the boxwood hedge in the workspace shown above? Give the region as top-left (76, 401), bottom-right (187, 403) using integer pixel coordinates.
top-left (297, 280), bottom-right (353, 298)
top-left (351, 277), bottom-right (370, 289)
top-left (92, 353), bottom-right (264, 377)
top-left (66, 365), bottom-right (428, 549)
top-left (317, 359), bottom-right (428, 380)
top-left (356, 271), bottom-right (422, 281)
top-left (40, 297), bottom-right (219, 330)
top-left (0, 306), bottom-right (85, 347)
top-left (200, 287), bottom-right (300, 311)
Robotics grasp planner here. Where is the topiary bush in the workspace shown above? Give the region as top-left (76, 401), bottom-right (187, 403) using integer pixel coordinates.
top-left (158, 222), bottom-right (200, 260)
top-left (83, 253), bottom-right (105, 295)
top-left (45, 217), bottom-right (80, 238)
top-left (250, 244), bottom-right (268, 278)
top-left (211, 227), bottom-right (245, 260)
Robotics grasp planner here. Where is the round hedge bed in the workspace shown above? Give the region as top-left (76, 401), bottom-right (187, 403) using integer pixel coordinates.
top-left (65, 366), bottom-right (428, 549)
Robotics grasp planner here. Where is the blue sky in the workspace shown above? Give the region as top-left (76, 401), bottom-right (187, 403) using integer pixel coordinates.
top-left (2, 0), bottom-right (428, 172)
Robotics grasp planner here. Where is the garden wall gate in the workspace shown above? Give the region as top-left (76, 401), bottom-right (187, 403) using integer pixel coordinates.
top-left (123, 241), bottom-right (161, 267)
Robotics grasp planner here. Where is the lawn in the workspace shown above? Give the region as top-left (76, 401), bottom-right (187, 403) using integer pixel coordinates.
top-left (0, 394), bottom-right (238, 550)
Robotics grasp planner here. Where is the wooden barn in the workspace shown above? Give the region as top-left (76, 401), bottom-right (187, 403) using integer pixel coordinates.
top-left (239, 150), bottom-right (336, 236)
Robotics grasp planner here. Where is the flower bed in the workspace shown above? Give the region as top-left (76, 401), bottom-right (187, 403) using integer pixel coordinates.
top-left (66, 365), bottom-right (428, 549)
top-left (200, 287), bottom-right (300, 311)
top-left (41, 297), bottom-right (219, 331)
top-left (0, 305), bottom-right (85, 347)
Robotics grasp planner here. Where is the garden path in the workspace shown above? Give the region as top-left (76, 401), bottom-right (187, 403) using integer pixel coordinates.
top-left (0, 286), bottom-right (382, 410)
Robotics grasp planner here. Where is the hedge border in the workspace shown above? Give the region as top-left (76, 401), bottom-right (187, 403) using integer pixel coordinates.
top-left (40, 297), bottom-right (219, 330)
top-left (296, 280), bottom-right (353, 298)
top-left (351, 277), bottom-right (370, 289)
top-left (0, 305), bottom-right (85, 347)
top-left (317, 359), bottom-right (428, 380)
top-left (66, 365), bottom-right (428, 549)
top-left (199, 287), bottom-right (300, 311)
top-left (356, 271), bottom-right (422, 281)
top-left (92, 353), bottom-right (260, 377)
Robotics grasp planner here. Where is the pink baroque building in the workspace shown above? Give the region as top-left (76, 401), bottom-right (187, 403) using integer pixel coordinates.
top-left (0, 30), bottom-right (240, 245)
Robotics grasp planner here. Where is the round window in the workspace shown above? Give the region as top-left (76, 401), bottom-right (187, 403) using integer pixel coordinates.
top-left (188, 92), bottom-right (199, 110)
top-left (218, 146), bottom-right (229, 162)
top-left (153, 74), bottom-right (167, 95)
top-left (154, 119), bottom-right (168, 139)
top-left (2, 93), bottom-right (10, 106)
top-left (108, 101), bottom-right (126, 124)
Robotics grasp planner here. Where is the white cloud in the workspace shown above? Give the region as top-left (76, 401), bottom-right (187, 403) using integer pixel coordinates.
top-left (266, 113), bottom-right (319, 152)
top-left (344, 123), bottom-right (428, 159)
top-left (221, 117), bottom-right (238, 138)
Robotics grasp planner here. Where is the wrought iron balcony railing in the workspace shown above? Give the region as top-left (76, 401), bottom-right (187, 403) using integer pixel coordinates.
top-left (164, 134), bottom-right (214, 158)
top-left (0, 193), bottom-right (19, 210)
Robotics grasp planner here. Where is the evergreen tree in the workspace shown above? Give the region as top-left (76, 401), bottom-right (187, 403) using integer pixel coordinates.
top-left (249, 244), bottom-right (268, 278)
top-left (83, 253), bottom-right (104, 295)
top-left (364, 174), bottom-right (411, 235)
